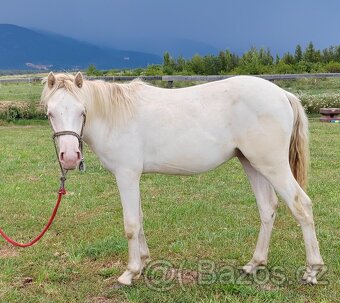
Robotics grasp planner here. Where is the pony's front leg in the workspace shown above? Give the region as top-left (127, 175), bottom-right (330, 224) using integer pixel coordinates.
top-left (139, 204), bottom-right (150, 266)
top-left (115, 170), bottom-right (144, 286)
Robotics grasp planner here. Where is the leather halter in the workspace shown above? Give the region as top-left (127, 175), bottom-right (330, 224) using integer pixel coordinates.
top-left (49, 113), bottom-right (86, 185)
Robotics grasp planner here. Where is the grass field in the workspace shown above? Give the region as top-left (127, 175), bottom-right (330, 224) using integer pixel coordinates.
top-left (0, 77), bottom-right (340, 302)
top-left (0, 82), bottom-right (42, 102)
top-left (0, 118), bottom-right (339, 302)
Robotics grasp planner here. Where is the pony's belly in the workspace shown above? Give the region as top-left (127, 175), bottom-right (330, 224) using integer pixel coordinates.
top-left (143, 147), bottom-right (236, 175)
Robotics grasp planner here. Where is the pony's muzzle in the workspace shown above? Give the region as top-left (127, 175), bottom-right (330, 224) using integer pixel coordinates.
top-left (58, 136), bottom-right (82, 170)
top-left (59, 150), bottom-right (81, 170)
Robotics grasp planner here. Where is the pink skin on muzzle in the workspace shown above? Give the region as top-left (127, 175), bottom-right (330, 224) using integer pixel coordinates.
top-left (58, 135), bottom-right (82, 170)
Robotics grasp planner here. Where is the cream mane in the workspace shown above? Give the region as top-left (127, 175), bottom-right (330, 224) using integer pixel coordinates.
top-left (41, 73), bottom-right (146, 125)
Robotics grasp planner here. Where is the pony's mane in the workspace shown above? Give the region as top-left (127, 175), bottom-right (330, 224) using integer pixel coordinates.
top-left (41, 73), bottom-right (146, 125)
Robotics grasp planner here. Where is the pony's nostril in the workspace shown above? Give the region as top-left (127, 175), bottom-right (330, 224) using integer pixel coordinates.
top-left (77, 152), bottom-right (81, 160)
top-left (60, 152), bottom-right (65, 161)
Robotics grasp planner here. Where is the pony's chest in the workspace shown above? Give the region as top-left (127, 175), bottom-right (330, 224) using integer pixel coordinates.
top-left (84, 122), bottom-right (143, 171)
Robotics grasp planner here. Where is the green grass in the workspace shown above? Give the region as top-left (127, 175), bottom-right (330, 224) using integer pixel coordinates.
top-left (0, 120), bottom-right (339, 302)
top-left (273, 77), bottom-right (340, 95)
top-left (0, 82), bottom-right (43, 102)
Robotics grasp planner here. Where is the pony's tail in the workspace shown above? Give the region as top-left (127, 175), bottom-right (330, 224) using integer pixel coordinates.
top-left (286, 91), bottom-right (309, 190)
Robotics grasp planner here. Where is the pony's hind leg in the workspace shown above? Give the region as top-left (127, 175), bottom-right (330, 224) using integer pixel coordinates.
top-left (238, 155), bottom-right (278, 273)
top-left (250, 160), bottom-right (324, 284)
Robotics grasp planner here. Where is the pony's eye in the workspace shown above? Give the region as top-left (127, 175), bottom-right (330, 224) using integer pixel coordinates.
top-left (48, 112), bottom-right (54, 118)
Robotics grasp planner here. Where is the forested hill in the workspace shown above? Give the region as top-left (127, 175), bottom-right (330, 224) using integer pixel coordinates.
top-left (0, 24), bottom-right (162, 70)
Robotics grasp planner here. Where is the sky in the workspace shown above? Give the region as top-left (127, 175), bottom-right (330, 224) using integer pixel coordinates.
top-left (1, 0), bottom-right (340, 55)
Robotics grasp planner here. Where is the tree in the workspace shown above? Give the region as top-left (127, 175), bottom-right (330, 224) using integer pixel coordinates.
top-left (218, 51), bottom-right (227, 72)
top-left (86, 64), bottom-right (102, 76)
top-left (275, 54), bottom-right (280, 65)
top-left (282, 52), bottom-right (295, 65)
top-left (203, 55), bottom-right (221, 75)
top-left (190, 54), bottom-right (205, 74)
top-left (175, 56), bottom-right (186, 72)
top-left (238, 47), bottom-right (265, 74)
top-left (335, 46), bottom-right (340, 61)
top-left (163, 51), bottom-right (175, 74)
top-left (259, 48), bottom-right (273, 65)
top-left (303, 42), bottom-right (321, 63)
top-left (224, 50), bottom-right (239, 72)
top-left (163, 52), bottom-right (171, 67)
top-left (294, 44), bottom-right (303, 62)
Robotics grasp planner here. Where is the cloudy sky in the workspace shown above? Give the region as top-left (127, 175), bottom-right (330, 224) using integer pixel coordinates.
top-left (1, 0), bottom-right (340, 55)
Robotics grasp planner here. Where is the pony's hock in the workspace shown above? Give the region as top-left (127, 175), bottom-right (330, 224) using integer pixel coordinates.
top-left (319, 108), bottom-right (340, 122)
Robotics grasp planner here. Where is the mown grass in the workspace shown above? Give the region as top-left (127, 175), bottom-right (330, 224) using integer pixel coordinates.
top-left (0, 82), bottom-right (42, 102)
top-left (0, 119), bottom-right (339, 302)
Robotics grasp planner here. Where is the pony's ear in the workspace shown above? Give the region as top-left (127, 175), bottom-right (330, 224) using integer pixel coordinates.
top-left (47, 72), bottom-right (56, 89)
top-left (74, 72), bottom-right (83, 88)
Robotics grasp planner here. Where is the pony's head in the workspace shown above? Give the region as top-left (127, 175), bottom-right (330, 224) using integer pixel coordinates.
top-left (41, 72), bottom-right (86, 170)
top-left (41, 71), bottom-right (142, 169)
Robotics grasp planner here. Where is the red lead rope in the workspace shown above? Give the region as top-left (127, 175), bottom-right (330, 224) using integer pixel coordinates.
top-left (0, 188), bottom-right (66, 247)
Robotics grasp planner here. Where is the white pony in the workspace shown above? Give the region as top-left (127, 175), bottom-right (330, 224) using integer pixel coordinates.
top-left (41, 72), bottom-right (324, 285)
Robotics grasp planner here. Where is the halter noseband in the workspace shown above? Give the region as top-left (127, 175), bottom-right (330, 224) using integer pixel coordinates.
top-left (49, 113), bottom-right (87, 187)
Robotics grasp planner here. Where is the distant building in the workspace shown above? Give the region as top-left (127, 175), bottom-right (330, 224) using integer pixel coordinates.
top-left (25, 62), bottom-right (53, 70)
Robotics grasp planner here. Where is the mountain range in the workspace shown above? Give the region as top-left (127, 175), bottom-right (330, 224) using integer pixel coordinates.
top-left (0, 24), bottom-right (162, 70)
top-left (101, 36), bottom-right (219, 59)
top-left (0, 24), bottom-right (219, 70)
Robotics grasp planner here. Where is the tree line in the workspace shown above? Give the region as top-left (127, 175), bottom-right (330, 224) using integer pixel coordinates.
top-left (87, 42), bottom-right (340, 76)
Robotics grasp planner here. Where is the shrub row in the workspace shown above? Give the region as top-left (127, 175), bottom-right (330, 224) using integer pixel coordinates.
top-left (0, 102), bottom-right (45, 122)
top-left (299, 93), bottom-right (340, 114)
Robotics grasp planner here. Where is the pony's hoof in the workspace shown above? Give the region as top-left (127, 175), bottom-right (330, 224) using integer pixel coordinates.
top-left (117, 270), bottom-right (136, 286)
top-left (300, 265), bottom-right (323, 285)
top-left (300, 277), bottom-right (317, 285)
top-left (242, 263), bottom-right (257, 274)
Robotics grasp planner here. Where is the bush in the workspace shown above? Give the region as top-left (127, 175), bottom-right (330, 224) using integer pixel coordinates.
top-left (86, 64), bottom-right (103, 76)
top-left (298, 92), bottom-right (340, 114)
top-left (143, 65), bottom-right (163, 76)
top-left (324, 61), bottom-right (340, 73)
top-left (4, 106), bottom-right (22, 121)
top-left (274, 62), bottom-right (295, 74)
top-left (0, 102), bottom-right (45, 122)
